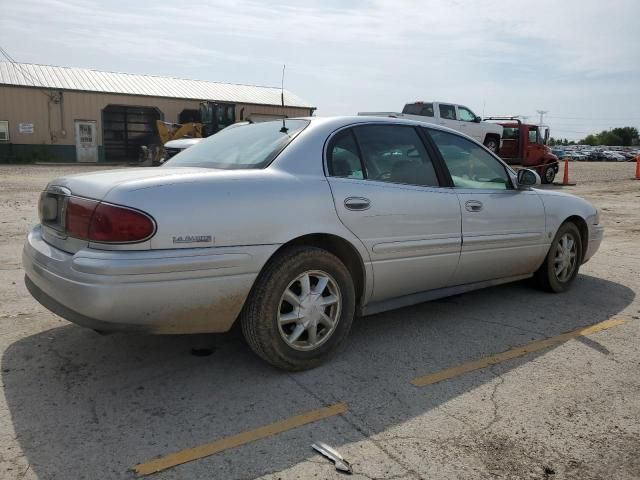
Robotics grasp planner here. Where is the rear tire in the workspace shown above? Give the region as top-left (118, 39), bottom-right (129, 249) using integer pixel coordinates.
top-left (240, 246), bottom-right (355, 371)
top-left (535, 222), bottom-right (582, 293)
top-left (483, 136), bottom-right (499, 153)
top-left (541, 165), bottom-right (556, 184)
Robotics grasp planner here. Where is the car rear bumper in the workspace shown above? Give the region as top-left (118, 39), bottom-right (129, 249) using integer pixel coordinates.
top-left (584, 224), bottom-right (604, 263)
top-left (23, 225), bottom-right (277, 334)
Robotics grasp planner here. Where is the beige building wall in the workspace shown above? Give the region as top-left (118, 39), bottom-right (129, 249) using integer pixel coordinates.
top-left (0, 85), bottom-right (312, 147)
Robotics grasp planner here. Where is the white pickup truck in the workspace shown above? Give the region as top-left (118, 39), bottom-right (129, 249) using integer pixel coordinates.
top-left (359, 101), bottom-right (504, 153)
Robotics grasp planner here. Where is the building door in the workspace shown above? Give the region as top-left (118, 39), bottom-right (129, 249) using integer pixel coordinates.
top-left (75, 120), bottom-right (98, 162)
top-left (102, 106), bottom-right (161, 162)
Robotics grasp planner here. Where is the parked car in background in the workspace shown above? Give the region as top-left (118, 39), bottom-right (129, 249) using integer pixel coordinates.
top-left (359, 101), bottom-right (504, 153)
top-left (23, 116), bottom-right (603, 370)
top-left (602, 151), bottom-right (626, 161)
top-left (569, 153), bottom-right (589, 161)
top-left (161, 138), bottom-right (203, 163)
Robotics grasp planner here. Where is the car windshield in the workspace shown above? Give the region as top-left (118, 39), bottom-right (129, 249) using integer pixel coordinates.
top-left (163, 119), bottom-right (309, 169)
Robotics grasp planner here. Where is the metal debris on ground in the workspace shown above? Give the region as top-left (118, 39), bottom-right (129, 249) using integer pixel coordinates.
top-left (312, 441), bottom-right (353, 474)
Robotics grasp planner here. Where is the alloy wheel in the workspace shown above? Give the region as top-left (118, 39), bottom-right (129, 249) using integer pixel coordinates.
top-left (277, 270), bottom-right (342, 351)
top-left (554, 233), bottom-right (578, 282)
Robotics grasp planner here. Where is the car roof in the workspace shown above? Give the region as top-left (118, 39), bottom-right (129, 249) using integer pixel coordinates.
top-left (296, 115), bottom-right (464, 136)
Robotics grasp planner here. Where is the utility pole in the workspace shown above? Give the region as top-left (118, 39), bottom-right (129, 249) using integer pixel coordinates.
top-left (536, 110), bottom-right (548, 127)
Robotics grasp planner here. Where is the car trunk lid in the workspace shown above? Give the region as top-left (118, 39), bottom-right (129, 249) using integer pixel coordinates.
top-left (39, 167), bottom-right (208, 253)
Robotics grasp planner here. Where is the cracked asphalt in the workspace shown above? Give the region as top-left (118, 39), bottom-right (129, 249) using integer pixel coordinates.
top-left (0, 162), bottom-right (639, 479)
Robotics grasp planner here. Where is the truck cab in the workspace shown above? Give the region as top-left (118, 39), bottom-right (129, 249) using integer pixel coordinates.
top-left (359, 101), bottom-right (503, 153)
top-left (487, 117), bottom-right (559, 184)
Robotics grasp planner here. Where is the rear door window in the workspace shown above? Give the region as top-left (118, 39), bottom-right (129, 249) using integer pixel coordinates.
top-left (352, 125), bottom-right (439, 187)
top-left (439, 104), bottom-right (457, 120)
top-left (327, 129), bottom-right (365, 179)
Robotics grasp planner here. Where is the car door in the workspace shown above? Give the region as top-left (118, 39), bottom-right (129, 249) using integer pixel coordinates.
top-left (325, 124), bottom-right (462, 303)
top-left (426, 128), bottom-right (547, 285)
top-left (456, 105), bottom-right (482, 142)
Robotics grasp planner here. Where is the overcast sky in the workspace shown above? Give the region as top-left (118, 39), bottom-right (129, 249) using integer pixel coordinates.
top-left (2, 0), bottom-right (639, 139)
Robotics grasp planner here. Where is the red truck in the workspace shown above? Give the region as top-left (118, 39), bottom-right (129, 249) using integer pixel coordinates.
top-left (485, 117), bottom-right (559, 184)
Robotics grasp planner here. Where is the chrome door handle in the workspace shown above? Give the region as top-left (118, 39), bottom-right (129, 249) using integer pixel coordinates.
top-left (344, 197), bottom-right (371, 211)
top-left (465, 200), bottom-right (483, 212)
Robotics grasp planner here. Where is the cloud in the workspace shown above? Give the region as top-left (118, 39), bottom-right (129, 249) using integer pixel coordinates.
top-left (1, 0), bottom-right (638, 138)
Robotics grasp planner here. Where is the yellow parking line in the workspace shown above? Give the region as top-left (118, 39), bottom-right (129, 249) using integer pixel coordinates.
top-left (411, 318), bottom-right (626, 387)
top-left (133, 402), bottom-right (348, 476)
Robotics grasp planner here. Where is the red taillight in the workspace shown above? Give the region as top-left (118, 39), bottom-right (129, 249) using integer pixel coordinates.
top-left (89, 203), bottom-right (155, 243)
top-left (66, 197), bottom-right (99, 239)
top-left (65, 197), bottom-right (155, 243)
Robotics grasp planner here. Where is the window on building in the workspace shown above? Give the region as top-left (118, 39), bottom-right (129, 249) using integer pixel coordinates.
top-left (0, 121), bottom-right (9, 142)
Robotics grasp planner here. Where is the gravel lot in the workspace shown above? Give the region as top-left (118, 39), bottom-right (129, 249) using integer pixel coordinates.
top-left (0, 162), bottom-right (638, 480)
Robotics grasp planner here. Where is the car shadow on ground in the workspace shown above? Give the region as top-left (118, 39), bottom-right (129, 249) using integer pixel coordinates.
top-left (2, 274), bottom-right (635, 479)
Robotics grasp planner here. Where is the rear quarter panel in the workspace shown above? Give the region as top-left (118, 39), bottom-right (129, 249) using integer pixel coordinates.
top-left (101, 170), bottom-right (360, 250)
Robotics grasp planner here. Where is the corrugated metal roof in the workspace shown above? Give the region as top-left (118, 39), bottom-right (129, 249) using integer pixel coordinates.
top-left (0, 62), bottom-right (312, 108)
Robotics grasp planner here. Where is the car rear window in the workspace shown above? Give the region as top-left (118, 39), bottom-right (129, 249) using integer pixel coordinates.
top-left (163, 119), bottom-right (309, 169)
top-left (402, 103), bottom-right (434, 117)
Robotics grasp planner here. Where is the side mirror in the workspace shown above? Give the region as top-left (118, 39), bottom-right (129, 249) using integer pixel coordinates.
top-left (517, 168), bottom-right (541, 187)
top-left (474, 116), bottom-right (482, 123)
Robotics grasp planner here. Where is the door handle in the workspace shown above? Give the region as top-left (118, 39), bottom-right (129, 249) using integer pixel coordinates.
top-left (465, 200), bottom-right (483, 212)
top-left (344, 197), bottom-right (371, 211)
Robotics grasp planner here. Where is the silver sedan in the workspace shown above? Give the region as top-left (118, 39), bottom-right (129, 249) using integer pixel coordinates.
top-left (23, 116), bottom-right (603, 370)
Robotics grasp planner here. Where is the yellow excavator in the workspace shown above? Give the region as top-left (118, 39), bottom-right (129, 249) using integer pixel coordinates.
top-left (155, 120), bottom-right (203, 144)
top-left (140, 102), bottom-right (238, 165)
top-left (140, 120), bottom-right (203, 165)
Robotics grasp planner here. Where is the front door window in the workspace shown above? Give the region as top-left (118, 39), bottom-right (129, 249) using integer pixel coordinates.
top-left (429, 129), bottom-right (511, 190)
top-left (457, 106), bottom-right (476, 122)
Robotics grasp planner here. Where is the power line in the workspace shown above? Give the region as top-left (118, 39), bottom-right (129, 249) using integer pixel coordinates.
top-left (0, 45), bottom-right (53, 98)
top-left (547, 114), bottom-right (640, 121)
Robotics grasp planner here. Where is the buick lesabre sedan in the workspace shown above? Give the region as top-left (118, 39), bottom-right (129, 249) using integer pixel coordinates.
top-left (23, 117), bottom-right (603, 370)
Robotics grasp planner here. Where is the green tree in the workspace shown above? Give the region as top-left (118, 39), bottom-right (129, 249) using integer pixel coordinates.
top-left (598, 131), bottom-right (623, 145)
top-left (611, 127), bottom-right (639, 146)
top-left (578, 127), bottom-right (639, 146)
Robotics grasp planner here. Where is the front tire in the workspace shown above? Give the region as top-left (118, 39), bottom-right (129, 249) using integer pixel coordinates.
top-left (541, 165), bottom-right (556, 184)
top-left (483, 136), bottom-right (499, 153)
top-left (535, 222), bottom-right (582, 292)
top-left (240, 246), bottom-right (355, 371)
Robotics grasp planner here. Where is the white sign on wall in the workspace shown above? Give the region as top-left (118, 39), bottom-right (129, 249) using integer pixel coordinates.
top-left (19, 123), bottom-right (34, 134)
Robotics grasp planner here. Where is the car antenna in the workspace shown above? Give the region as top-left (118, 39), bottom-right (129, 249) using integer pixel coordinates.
top-left (280, 64), bottom-right (288, 133)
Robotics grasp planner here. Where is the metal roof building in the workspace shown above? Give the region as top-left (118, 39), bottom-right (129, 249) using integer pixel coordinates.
top-left (0, 62), bottom-right (314, 163)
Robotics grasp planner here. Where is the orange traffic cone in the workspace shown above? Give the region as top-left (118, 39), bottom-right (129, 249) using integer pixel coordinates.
top-left (562, 157), bottom-right (570, 185)
top-left (635, 155), bottom-right (640, 180)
